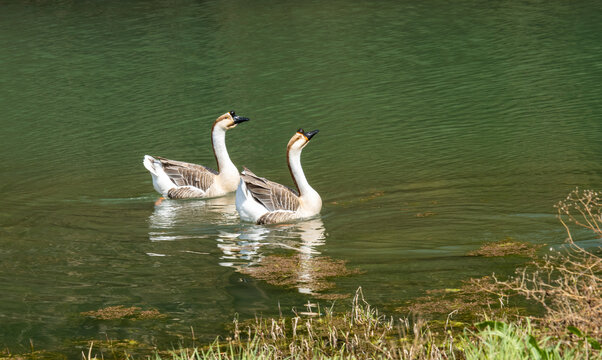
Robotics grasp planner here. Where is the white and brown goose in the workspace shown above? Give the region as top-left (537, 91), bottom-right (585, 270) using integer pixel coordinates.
top-left (236, 129), bottom-right (322, 224)
top-left (143, 111), bottom-right (249, 199)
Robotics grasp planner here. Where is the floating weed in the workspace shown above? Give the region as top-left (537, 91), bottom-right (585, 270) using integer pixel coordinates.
top-left (359, 191), bottom-right (385, 202)
top-left (137, 309), bottom-right (165, 319)
top-left (81, 305), bottom-right (166, 320)
top-left (467, 237), bottom-right (542, 257)
top-left (81, 305), bottom-right (139, 320)
top-left (415, 211), bottom-right (437, 218)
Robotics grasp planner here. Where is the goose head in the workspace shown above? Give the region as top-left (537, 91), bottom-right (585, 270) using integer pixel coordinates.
top-left (288, 128), bottom-right (319, 151)
top-left (214, 110), bottom-right (250, 130)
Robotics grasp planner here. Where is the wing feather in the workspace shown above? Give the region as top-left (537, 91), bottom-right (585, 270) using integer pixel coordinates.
top-left (156, 156), bottom-right (217, 192)
top-left (167, 186), bottom-right (206, 199)
top-left (240, 167), bottom-right (300, 212)
top-left (257, 211), bottom-right (296, 225)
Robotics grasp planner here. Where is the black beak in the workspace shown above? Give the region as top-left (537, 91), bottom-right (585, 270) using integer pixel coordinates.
top-left (304, 129), bottom-right (319, 140)
top-left (233, 115), bottom-right (250, 124)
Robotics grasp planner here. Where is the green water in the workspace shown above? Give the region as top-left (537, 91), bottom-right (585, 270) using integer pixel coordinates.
top-left (1, 0), bottom-right (601, 354)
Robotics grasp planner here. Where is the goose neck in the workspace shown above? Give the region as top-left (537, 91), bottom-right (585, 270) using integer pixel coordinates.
top-left (211, 126), bottom-right (235, 173)
top-left (287, 148), bottom-right (313, 196)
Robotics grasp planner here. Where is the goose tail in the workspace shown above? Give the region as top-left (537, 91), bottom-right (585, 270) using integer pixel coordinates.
top-left (143, 155), bottom-right (158, 175)
top-left (143, 155), bottom-right (175, 196)
top-left (236, 172), bottom-right (267, 223)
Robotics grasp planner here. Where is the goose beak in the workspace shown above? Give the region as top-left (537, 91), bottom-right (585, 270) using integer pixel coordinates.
top-left (233, 115), bottom-right (250, 124)
top-left (304, 129), bottom-right (319, 140)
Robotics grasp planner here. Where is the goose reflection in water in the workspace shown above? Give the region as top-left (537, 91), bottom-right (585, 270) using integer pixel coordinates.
top-left (148, 195), bottom-right (239, 241)
top-left (217, 218), bottom-right (327, 295)
top-left (147, 197), bottom-right (329, 296)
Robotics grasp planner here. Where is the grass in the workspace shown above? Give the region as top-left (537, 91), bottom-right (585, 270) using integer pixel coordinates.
top-left (462, 320), bottom-right (570, 360)
top-left (137, 290), bottom-right (599, 360)
top-left (72, 286), bottom-right (599, 360)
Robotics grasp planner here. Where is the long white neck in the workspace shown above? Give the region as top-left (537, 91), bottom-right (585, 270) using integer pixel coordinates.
top-left (211, 126), bottom-right (236, 174)
top-left (288, 148), bottom-right (316, 197)
top-left (287, 146), bottom-right (322, 216)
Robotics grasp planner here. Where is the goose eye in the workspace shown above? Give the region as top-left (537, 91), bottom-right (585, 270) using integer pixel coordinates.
top-left (297, 128), bottom-right (304, 133)
top-left (229, 111), bottom-right (236, 116)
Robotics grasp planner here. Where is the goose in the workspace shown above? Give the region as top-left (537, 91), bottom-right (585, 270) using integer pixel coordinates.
top-left (143, 111), bottom-right (249, 199)
top-left (236, 128), bottom-right (322, 224)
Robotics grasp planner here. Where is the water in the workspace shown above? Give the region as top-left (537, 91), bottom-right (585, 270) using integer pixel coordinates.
top-left (1, 0), bottom-right (601, 353)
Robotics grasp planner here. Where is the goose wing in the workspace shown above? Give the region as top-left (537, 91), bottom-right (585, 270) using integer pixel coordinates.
top-left (240, 167), bottom-right (300, 212)
top-left (156, 156), bottom-right (218, 192)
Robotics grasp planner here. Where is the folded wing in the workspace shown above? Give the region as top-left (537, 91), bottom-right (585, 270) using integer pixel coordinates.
top-left (240, 167), bottom-right (300, 212)
top-left (155, 156), bottom-right (218, 192)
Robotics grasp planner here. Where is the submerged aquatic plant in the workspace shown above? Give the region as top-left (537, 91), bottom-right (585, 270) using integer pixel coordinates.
top-left (399, 278), bottom-right (515, 323)
top-left (238, 254), bottom-right (361, 299)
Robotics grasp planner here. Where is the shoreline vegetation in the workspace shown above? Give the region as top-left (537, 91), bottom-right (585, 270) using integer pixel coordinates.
top-left (2, 189), bottom-right (600, 360)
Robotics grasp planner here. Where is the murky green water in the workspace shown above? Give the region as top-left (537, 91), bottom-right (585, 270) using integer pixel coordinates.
top-left (1, 0), bottom-right (601, 354)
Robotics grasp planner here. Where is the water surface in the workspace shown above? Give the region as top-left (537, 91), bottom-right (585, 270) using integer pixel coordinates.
top-left (1, 0), bottom-right (601, 353)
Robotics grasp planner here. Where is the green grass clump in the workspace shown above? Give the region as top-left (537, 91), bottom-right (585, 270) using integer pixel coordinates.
top-left (461, 320), bottom-right (586, 360)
